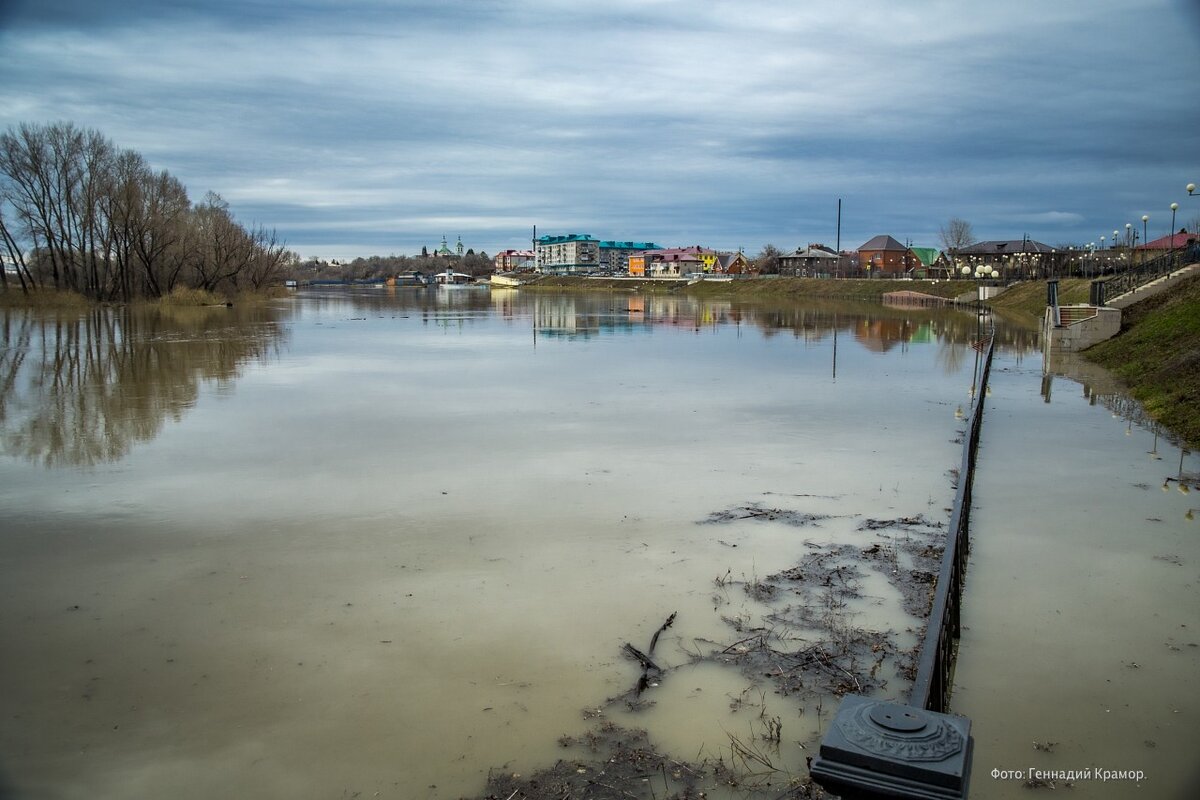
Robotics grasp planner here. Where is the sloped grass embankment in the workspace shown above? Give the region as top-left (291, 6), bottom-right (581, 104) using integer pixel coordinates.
top-left (1085, 273), bottom-right (1200, 447)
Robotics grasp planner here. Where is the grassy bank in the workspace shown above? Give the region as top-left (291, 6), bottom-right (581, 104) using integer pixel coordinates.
top-left (983, 278), bottom-right (1090, 324)
top-left (0, 287), bottom-right (93, 309)
top-left (1, 285), bottom-right (291, 309)
top-left (1085, 273), bottom-right (1200, 447)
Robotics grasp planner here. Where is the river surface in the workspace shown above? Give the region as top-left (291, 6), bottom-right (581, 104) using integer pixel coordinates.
top-left (0, 286), bottom-right (1193, 799)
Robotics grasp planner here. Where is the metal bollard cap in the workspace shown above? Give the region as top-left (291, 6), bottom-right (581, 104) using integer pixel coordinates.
top-left (810, 695), bottom-right (973, 799)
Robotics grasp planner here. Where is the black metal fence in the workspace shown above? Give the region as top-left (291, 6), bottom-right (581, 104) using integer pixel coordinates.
top-left (909, 325), bottom-right (995, 714)
top-left (1099, 245), bottom-right (1199, 300)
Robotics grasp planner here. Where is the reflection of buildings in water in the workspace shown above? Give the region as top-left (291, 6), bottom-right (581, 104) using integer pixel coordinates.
top-left (489, 285), bottom-right (520, 319)
top-left (525, 295), bottom-right (1045, 364)
top-left (639, 295), bottom-right (733, 330)
top-left (530, 294), bottom-right (738, 338)
top-left (853, 317), bottom-right (915, 353)
top-left (534, 296), bottom-right (598, 338)
top-left (0, 305), bottom-right (289, 466)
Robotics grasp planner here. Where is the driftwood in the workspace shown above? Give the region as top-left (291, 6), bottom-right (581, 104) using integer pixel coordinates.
top-left (622, 612), bottom-right (677, 698)
top-left (622, 643), bottom-right (661, 673)
top-left (648, 611), bottom-right (676, 653)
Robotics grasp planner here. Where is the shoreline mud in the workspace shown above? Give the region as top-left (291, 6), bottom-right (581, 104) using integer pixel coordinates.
top-left (460, 506), bottom-right (948, 800)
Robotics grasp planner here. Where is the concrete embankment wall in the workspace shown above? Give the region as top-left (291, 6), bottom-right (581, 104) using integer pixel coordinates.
top-left (1043, 305), bottom-right (1121, 352)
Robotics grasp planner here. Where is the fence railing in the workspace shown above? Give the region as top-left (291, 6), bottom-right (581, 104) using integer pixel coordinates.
top-left (1101, 246), bottom-right (1196, 300)
top-left (909, 323), bottom-right (995, 714)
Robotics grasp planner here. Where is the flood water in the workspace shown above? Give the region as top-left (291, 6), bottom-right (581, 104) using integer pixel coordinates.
top-left (954, 352), bottom-right (1200, 799)
top-left (0, 287), bottom-right (1193, 799)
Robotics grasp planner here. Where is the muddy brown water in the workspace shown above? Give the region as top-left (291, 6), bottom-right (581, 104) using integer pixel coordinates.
top-left (0, 289), bottom-right (1193, 798)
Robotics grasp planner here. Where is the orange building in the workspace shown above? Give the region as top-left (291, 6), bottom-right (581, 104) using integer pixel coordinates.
top-left (857, 235), bottom-right (917, 276)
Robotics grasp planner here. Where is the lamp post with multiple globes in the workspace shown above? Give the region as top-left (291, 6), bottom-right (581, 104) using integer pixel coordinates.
top-left (1072, 182), bottom-right (1193, 276)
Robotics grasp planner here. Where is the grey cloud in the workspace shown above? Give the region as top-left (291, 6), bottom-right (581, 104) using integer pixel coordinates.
top-left (1, 0), bottom-right (1198, 258)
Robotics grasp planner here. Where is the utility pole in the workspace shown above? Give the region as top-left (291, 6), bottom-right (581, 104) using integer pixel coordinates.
top-left (836, 198), bottom-right (842, 277)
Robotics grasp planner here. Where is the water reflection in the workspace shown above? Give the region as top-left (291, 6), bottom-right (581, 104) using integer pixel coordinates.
top-left (0, 304), bottom-right (289, 466)
top-left (0, 288), bottom-right (1043, 471)
top-left (312, 285), bottom-right (1042, 358)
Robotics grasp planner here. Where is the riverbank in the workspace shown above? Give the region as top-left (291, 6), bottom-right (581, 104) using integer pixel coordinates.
top-left (0, 287), bottom-right (93, 308)
top-left (982, 278), bottom-right (1091, 323)
top-left (1085, 272), bottom-right (1200, 448)
top-left (978, 274), bottom-right (1200, 447)
top-left (0, 285), bottom-right (290, 308)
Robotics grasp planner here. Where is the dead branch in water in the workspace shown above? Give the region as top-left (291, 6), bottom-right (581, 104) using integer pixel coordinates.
top-left (648, 611), bottom-right (676, 654)
top-left (621, 612), bottom-right (677, 700)
top-left (622, 642), bottom-right (661, 673)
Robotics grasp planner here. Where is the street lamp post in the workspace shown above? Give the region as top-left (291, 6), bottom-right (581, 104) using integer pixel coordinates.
top-left (1188, 183), bottom-right (1198, 234)
top-left (1142, 214), bottom-right (1149, 263)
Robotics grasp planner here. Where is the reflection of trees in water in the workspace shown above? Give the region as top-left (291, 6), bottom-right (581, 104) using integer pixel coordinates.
top-left (306, 285), bottom-right (495, 316)
top-left (0, 304), bottom-right (288, 466)
top-left (936, 339), bottom-right (969, 376)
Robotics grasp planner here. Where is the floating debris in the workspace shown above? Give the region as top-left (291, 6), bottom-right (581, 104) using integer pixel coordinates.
top-left (701, 503), bottom-right (830, 527)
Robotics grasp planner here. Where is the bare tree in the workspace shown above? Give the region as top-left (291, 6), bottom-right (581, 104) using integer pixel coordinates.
top-left (939, 218), bottom-right (975, 275)
top-left (189, 192), bottom-right (252, 293)
top-left (0, 205), bottom-right (36, 293)
top-left (0, 123), bottom-right (120, 296)
top-left (2, 121), bottom-right (288, 300)
top-left (127, 163), bottom-right (191, 298)
top-left (242, 225), bottom-right (290, 290)
top-left (754, 243), bottom-right (782, 274)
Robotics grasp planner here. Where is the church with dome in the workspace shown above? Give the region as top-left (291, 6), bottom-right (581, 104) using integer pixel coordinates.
top-left (433, 235), bottom-right (464, 259)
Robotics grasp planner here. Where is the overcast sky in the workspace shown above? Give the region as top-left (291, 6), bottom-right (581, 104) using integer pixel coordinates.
top-left (2, 0), bottom-right (1198, 259)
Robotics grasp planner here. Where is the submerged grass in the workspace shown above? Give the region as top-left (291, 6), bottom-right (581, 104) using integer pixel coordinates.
top-left (2, 284), bottom-right (291, 309)
top-left (154, 287), bottom-right (230, 307)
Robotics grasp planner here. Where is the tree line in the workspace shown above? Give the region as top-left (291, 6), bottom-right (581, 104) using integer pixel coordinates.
top-left (0, 122), bottom-right (293, 300)
top-left (299, 249), bottom-right (496, 282)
